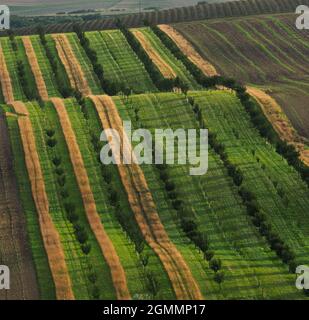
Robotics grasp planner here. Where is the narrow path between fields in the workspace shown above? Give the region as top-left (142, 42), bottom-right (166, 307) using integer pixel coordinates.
top-left (10, 101), bottom-right (75, 300)
top-left (51, 97), bottom-right (131, 300)
top-left (22, 36), bottom-right (49, 101)
top-left (89, 94), bottom-right (203, 300)
top-left (52, 34), bottom-right (92, 96)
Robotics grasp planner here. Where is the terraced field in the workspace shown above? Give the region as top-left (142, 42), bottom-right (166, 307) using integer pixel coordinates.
top-left (174, 13), bottom-right (309, 139)
top-left (0, 6), bottom-right (308, 301)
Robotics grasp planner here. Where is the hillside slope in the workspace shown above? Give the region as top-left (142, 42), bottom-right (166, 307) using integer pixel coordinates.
top-left (174, 13), bottom-right (309, 139)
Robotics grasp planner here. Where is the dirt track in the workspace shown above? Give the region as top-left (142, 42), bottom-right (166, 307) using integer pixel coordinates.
top-left (247, 87), bottom-right (309, 166)
top-left (89, 95), bottom-right (203, 300)
top-left (11, 101), bottom-right (75, 300)
top-left (158, 24), bottom-right (218, 77)
top-left (0, 46), bottom-right (15, 103)
top-left (0, 113), bottom-right (39, 300)
top-left (51, 97), bottom-right (131, 300)
top-left (22, 37), bottom-right (49, 101)
top-left (132, 30), bottom-right (177, 79)
top-left (52, 34), bottom-right (92, 96)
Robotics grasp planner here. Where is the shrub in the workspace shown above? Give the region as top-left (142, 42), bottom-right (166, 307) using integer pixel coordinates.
top-left (47, 138), bottom-right (57, 148)
top-left (57, 175), bottom-right (66, 187)
top-left (88, 272), bottom-right (97, 284)
top-left (55, 167), bottom-right (64, 176)
top-left (64, 202), bottom-right (76, 214)
top-left (214, 271), bottom-right (225, 284)
top-left (109, 189), bottom-right (119, 205)
top-left (159, 170), bottom-right (169, 181)
top-left (75, 228), bottom-right (88, 244)
top-left (81, 243), bottom-right (91, 255)
top-left (92, 286), bottom-right (100, 299)
top-left (245, 201), bottom-right (259, 216)
top-left (102, 169), bottom-right (112, 184)
top-left (209, 258), bottom-right (222, 272)
top-left (67, 211), bottom-right (79, 223)
top-left (52, 156), bottom-right (62, 166)
top-left (204, 250), bottom-right (215, 261)
top-left (239, 187), bottom-right (256, 202)
top-left (172, 199), bottom-right (183, 210)
top-left (59, 188), bottom-right (69, 199)
top-left (168, 191), bottom-right (178, 200)
top-left (165, 181), bottom-right (176, 192)
top-left (288, 260), bottom-right (297, 274)
top-left (46, 129), bottom-right (55, 137)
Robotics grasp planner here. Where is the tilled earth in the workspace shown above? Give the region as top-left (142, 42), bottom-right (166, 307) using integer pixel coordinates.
top-left (0, 113), bottom-right (39, 300)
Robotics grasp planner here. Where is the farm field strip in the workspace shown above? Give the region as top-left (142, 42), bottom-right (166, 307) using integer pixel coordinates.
top-left (4, 109), bottom-right (55, 299)
top-left (132, 27), bottom-right (200, 89)
top-left (0, 113), bottom-right (39, 300)
top-left (247, 87), bottom-right (309, 166)
top-left (86, 30), bottom-right (157, 93)
top-left (65, 98), bottom-right (174, 299)
top-left (158, 24), bottom-right (218, 77)
top-left (52, 34), bottom-right (92, 96)
top-left (0, 46), bottom-right (14, 103)
top-left (27, 36), bottom-right (60, 98)
top-left (22, 37), bottom-right (49, 101)
top-left (28, 100), bottom-right (118, 300)
top-left (10, 101), bottom-right (74, 300)
top-left (132, 29), bottom-right (177, 79)
top-left (89, 95), bottom-right (203, 300)
top-left (51, 98), bottom-right (131, 300)
top-left (190, 91), bottom-right (309, 262)
top-left (0, 38), bottom-right (26, 101)
top-left (117, 92), bottom-right (299, 299)
top-left (15, 37), bottom-right (40, 100)
top-left (65, 34), bottom-right (101, 95)
top-left (26, 101), bottom-right (94, 300)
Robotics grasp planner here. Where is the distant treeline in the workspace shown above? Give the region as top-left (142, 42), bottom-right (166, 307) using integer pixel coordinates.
top-left (2, 0), bottom-right (308, 36)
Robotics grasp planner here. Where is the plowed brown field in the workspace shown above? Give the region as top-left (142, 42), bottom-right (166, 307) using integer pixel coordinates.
top-left (0, 113), bottom-right (39, 300)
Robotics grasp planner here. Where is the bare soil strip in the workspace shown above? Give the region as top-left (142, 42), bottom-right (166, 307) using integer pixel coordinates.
top-left (90, 94), bottom-right (203, 300)
top-left (158, 24), bottom-right (218, 77)
top-left (22, 37), bottom-right (49, 101)
top-left (52, 34), bottom-right (92, 96)
top-left (247, 87), bottom-right (309, 166)
top-left (51, 97), bottom-right (131, 300)
top-left (0, 46), bottom-right (15, 103)
top-left (132, 30), bottom-right (177, 79)
top-left (0, 113), bottom-right (39, 300)
top-left (10, 101), bottom-right (75, 300)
